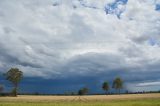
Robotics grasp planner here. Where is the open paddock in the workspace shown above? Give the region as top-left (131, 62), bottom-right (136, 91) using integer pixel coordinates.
top-left (0, 93), bottom-right (160, 106)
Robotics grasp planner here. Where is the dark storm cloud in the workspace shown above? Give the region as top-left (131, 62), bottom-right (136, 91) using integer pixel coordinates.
top-left (0, 0), bottom-right (160, 92)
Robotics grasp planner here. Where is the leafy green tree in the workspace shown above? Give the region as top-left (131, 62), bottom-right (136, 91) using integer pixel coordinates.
top-left (102, 81), bottom-right (109, 95)
top-left (4, 68), bottom-right (23, 96)
top-left (78, 87), bottom-right (89, 95)
top-left (112, 77), bottom-right (123, 94)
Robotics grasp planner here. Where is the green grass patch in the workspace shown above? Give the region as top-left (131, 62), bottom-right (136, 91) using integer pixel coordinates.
top-left (0, 98), bottom-right (160, 106)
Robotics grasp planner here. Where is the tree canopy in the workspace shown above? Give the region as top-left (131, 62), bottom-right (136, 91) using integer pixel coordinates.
top-left (4, 68), bottom-right (23, 96)
top-left (102, 81), bottom-right (109, 94)
top-left (78, 87), bottom-right (89, 95)
top-left (112, 77), bottom-right (123, 94)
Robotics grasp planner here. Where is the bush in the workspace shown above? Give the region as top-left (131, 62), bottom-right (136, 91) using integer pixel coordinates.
top-left (78, 87), bottom-right (89, 95)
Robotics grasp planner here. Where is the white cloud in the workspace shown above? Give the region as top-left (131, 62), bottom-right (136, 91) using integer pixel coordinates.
top-left (137, 81), bottom-right (160, 87)
top-left (126, 81), bottom-right (160, 92)
top-left (0, 0), bottom-right (160, 91)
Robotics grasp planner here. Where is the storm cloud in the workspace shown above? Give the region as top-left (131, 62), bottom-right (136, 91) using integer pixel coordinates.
top-left (0, 0), bottom-right (160, 93)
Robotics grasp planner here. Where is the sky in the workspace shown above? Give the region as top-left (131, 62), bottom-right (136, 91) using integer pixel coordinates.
top-left (0, 0), bottom-right (160, 94)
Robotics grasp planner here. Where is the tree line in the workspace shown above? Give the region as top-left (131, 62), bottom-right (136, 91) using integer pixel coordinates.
top-left (0, 67), bottom-right (123, 97)
top-left (79, 77), bottom-right (123, 95)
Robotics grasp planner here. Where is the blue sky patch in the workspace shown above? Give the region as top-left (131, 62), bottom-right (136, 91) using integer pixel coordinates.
top-left (105, 0), bottom-right (128, 19)
top-left (156, 4), bottom-right (160, 11)
top-left (148, 38), bottom-right (157, 46)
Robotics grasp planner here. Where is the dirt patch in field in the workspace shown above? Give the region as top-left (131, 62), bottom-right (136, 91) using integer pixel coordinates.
top-left (0, 93), bottom-right (160, 102)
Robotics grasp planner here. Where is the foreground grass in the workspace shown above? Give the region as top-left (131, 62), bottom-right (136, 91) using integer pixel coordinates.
top-left (0, 98), bottom-right (160, 106)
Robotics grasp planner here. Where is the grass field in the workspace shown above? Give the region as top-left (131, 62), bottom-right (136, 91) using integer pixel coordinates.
top-left (0, 93), bottom-right (160, 106)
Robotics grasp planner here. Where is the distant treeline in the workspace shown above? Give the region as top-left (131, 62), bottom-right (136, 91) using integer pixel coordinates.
top-left (16, 90), bottom-right (160, 96)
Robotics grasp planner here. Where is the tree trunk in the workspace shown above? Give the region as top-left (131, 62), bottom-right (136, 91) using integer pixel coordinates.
top-left (15, 86), bottom-right (17, 97)
top-left (106, 91), bottom-right (108, 95)
top-left (12, 84), bottom-right (18, 97)
top-left (118, 89), bottom-right (120, 95)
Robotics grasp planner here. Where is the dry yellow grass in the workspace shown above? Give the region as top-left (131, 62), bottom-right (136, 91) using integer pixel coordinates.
top-left (0, 93), bottom-right (160, 102)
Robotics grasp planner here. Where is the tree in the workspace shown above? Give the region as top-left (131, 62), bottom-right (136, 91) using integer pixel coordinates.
top-left (0, 85), bottom-right (4, 93)
top-left (4, 68), bottom-right (23, 96)
top-left (82, 87), bottom-right (89, 95)
top-left (78, 87), bottom-right (89, 95)
top-left (78, 89), bottom-right (83, 95)
top-left (112, 77), bottom-right (123, 94)
top-left (102, 81), bottom-right (109, 95)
